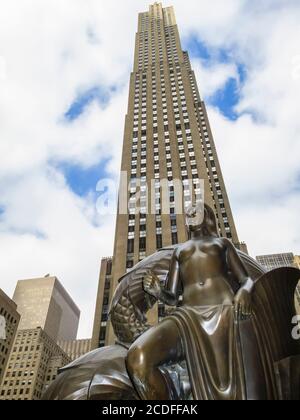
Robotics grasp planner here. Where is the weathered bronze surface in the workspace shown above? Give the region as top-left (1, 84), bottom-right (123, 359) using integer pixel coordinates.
top-left (43, 204), bottom-right (300, 400)
top-left (42, 345), bottom-right (138, 400)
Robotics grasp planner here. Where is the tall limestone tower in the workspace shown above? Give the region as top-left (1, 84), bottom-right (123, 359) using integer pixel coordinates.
top-left (92, 3), bottom-right (245, 349)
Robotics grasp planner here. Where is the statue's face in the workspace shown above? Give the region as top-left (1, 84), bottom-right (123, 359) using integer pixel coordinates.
top-left (185, 202), bottom-right (205, 231)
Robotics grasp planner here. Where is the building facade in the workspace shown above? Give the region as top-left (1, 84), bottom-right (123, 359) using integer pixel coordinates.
top-left (0, 327), bottom-right (70, 400)
top-left (13, 276), bottom-right (80, 342)
top-left (256, 252), bottom-right (300, 314)
top-left (92, 2), bottom-right (244, 348)
top-left (0, 289), bottom-right (20, 386)
top-left (256, 253), bottom-right (296, 270)
top-left (57, 339), bottom-right (92, 362)
top-left (91, 258), bottom-right (112, 349)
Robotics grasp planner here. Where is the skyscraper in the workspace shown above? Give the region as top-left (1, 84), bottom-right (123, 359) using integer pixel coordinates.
top-left (13, 276), bottom-right (80, 342)
top-left (92, 2), bottom-right (243, 348)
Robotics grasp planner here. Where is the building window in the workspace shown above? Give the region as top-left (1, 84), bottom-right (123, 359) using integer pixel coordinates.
top-left (139, 237), bottom-right (146, 252)
top-left (156, 235), bottom-right (162, 249)
top-left (126, 260), bottom-right (134, 269)
top-left (127, 239), bottom-right (134, 254)
top-left (106, 260), bottom-right (112, 275)
top-left (171, 233), bottom-right (178, 245)
top-left (99, 328), bottom-right (106, 342)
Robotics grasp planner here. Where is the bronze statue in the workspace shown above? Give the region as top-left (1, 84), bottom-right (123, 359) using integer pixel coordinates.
top-left (126, 203), bottom-right (258, 400)
top-left (43, 203), bottom-right (300, 401)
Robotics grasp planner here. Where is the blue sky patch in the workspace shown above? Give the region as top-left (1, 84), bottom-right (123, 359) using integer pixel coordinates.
top-left (184, 36), bottom-right (235, 66)
top-left (237, 63), bottom-right (247, 84)
top-left (208, 77), bottom-right (240, 120)
top-left (185, 37), bottom-right (211, 62)
top-left (208, 63), bottom-right (247, 120)
top-left (184, 35), bottom-right (248, 121)
top-left (55, 159), bottom-right (112, 197)
top-left (64, 86), bottom-right (115, 121)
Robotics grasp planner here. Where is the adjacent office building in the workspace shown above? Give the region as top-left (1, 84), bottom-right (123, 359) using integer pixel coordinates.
top-left (0, 327), bottom-right (70, 400)
top-left (13, 276), bottom-right (80, 342)
top-left (57, 339), bottom-right (92, 362)
top-left (256, 253), bottom-right (297, 270)
top-left (91, 258), bottom-right (112, 349)
top-left (0, 289), bottom-right (20, 386)
top-left (0, 276), bottom-right (80, 400)
top-left (92, 3), bottom-right (245, 348)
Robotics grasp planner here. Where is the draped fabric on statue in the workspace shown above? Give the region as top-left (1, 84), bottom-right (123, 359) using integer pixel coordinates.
top-left (168, 306), bottom-right (247, 400)
top-left (168, 304), bottom-right (272, 400)
top-left (167, 267), bottom-right (300, 401)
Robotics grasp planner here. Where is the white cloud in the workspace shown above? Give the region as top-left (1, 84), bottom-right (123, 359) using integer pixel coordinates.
top-left (193, 60), bottom-right (239, 98)
top-left (0, 0), bottom-right (299, 338)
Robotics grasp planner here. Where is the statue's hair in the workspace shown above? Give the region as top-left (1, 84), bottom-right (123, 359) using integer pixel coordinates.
top-left (186, 202), bottom-right (219, 238)
top-left (203, 203), bottom-right (219, 237)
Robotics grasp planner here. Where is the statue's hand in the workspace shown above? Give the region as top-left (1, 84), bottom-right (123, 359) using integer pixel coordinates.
top-left (233, 288), bottom-right (252, 321)
top-left (143, 272), bottom-right (161, 299)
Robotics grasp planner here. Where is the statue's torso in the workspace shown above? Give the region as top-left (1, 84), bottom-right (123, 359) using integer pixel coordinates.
top-left (177, 237), bottom-right (235, 307)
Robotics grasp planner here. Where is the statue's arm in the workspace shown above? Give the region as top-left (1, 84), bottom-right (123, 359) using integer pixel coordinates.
top-left (161, 251), bottom-right (181, 306)
top-left (226, 240), bottom-right (254, 318)
top-left (226, 239), bottom-right (253, 290)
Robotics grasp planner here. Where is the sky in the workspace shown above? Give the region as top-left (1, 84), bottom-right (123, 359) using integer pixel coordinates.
top-left (0, 0), bottom-right (300, 338)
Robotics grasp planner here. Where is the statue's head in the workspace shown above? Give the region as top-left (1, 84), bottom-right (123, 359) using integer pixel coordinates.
top-left (185, 202), bottom-right (218, 237)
